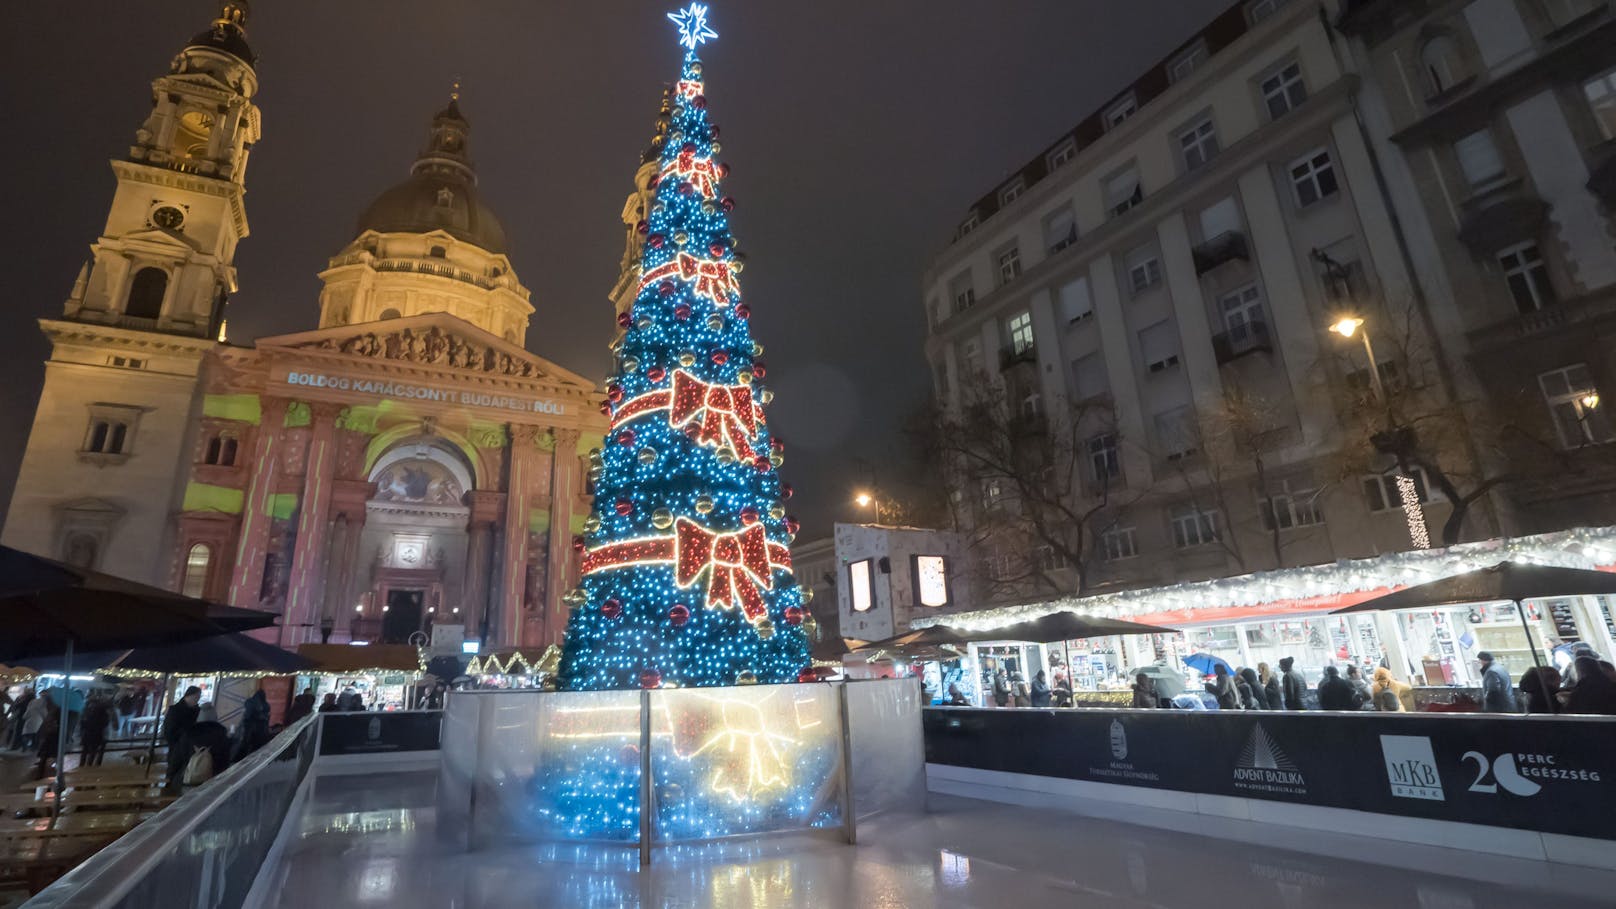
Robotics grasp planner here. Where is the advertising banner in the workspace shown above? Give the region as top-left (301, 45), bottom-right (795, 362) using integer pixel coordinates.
top-left (924, 709), bottom-right (1616, 840)
top-left (319, 710), bottom-right (443, 756)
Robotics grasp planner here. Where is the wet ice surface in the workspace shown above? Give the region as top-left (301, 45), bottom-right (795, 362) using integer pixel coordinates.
top-left (262, 771), bottom-right (1616, 908)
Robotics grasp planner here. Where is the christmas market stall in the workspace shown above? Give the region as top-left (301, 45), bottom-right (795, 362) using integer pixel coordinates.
top-left (295, 644), bottom-right (426, 710)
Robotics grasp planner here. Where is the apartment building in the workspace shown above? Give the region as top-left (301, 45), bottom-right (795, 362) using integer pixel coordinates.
top-left (1339, 0), bottom-right (1616, 531)
top-left (922, 0), bottom-right (1476, 598)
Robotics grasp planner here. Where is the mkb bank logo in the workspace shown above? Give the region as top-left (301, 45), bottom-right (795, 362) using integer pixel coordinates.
top-left (1379, 735), bottom-right (1444, 801)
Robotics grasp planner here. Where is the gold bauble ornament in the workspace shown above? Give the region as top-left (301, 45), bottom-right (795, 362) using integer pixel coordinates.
top-left (651, 508), bottom-right (674, 530)
top-left (716, 447), bottom-right (737, 465)
top-left (583, 515), bottom-right (601, 533)
top-left (768, 504), bottom-right (785, 520)
top-left (760, 389), bottom-right (775, 404)
top-left (701, 201), bottom-right (717, 215)
top-left (638, 447), bottom-right (658, 465)
top-left (801, 587), bottom-right (815, 604)
top-left (588, 448), bottom-right (603, 464)
top-left (736, 670), bottom-right (758, 685)
top-left (562, 588), bottom-right (587, 607)
top-left (636, 316), bottom-right (652, 330)
top-left (730, 258), bottom-right (745, 274)
top-left (752, 343), bottom-right (764, 357)
top-left (679, 351), bottom-right (697, 367)
top-left (737, 370), bottom-right (753, 385)
top-left (690, 62), bottom-right (703, 75)
top-left (695, 495), bottom-right (714, 514)
top-left (706, 313), bottom-right (724, 331)
top-left (622, 356), bottom-right (640, 372)
top-left (755, 619), bottom-right (775, 640)
top-left (673, 231), bottom-right (689, 246)
top-left (770, 453), bottom-right (784, 468)
top-left (711, 141), bottom-right (723, 154)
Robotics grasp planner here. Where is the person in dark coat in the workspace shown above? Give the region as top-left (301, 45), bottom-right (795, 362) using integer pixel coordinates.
top-left (1518, 667), bottom-right (1560, 715)
top-left (946, 684), bottom-right (969, 706)
top-left (1238, 668), bottom-right (1268, 709)
top-left (79, 691), bottom-right (112, 767)
top-left (236, 690), bottom-right (272, 760)
top-left (178, 704), bottom-right (233, 785)
top-left (9, 688), bottom-right (35, 750)
top-left (1564, 657), bottom-right (1616, 715)
top-left (285, 688), bottom-right (316, 725)
top-left (991, 671), bottom-right (1011, 708)
top-left (1258, 663), bottom-right (1281, 713)
top-left (163, 686), bottom-right (203, 787)
top-left (1345, 665), bottom-right (1372, 708)
top-left (1279, 657), bottom-right (1307, 710)
top-left (1208, 664), bottom-right (1242, 710)
top-left (1131, 672), bottom-right (1159, 709)
top-left (33, 697), bottom-right (61, 781)
top-left (1029, 671), bottom-right (1052, 708)
top-left (337, 686), bottom-right (365, 712)
top-left (1478, 652), bottom-right (1517, 713)
top-left (1317, 666), bottom-right (1358, 711)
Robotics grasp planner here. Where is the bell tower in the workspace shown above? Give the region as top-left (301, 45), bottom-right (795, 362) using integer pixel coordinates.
top-left (65, 0), bottom-right (261, 338)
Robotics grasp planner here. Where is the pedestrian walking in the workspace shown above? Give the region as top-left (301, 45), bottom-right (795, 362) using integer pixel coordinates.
top-left (163, 686), bottom-right (203, 788)
top-left (318, 693), bottom-right (339, 713)
top-left (1011, 672), bottom-right (1031, 708)
top-left (179, 704), bottom-right (233, 786)
top-left (1238, 668), bottom-right (1268, 709)
top-left (1317, 666), bottom-right (1358, 711)
top-left (79, 691), bottom-right (112, 767)
top-left (1279, 657), bottom-right (1307, 710)
top-left (33, 696), bottom-right (61, 781)
top-left (1208, 664), bottom-right (1242, 710)
top-left (992, 671), bottom-right (1011, 708)
top-left (285, 687), bottom-right (316, 725)
top-left (1030, 671), bottom-right (1052, 708)
top-left (1258, 663), bottom-right (1281, 712)
top-left (1477, 652), bottom-right (1517, 713)
top-left (235, 689), bottom-right (272, 760)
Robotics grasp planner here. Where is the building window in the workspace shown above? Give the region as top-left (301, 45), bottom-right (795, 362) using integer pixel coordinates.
top-left (1260, 480), bottom-right (1324, 531)
top-left (1498, 242), bottom-right (1555, 313)
top-left (1155, 406), bottom-right (1199, 460)
top-left (999, 178), bottom-right (1026, 207)
top-left (961, 338), bottom-right (983, 376)
top-left (1048, 139), bottom-right (1078, 169)
top-left (1289, 149), bottom-right (1339, 207)
top-left (1539, 364), bottom-right (1615, 447)
top-left (204, 433), bottom-right (239, 467)
top-left (1584, 68), bottom-right (1616, 140)
top-left (949, 271), bottom-right (976, 313)
top-left (181, 543), bottom-right (212, 598)
top-left (1059, 276), bottom-right (1093, 322)
top-left (1247, 0), bottom-right (1289, 23)
top-left (1105, 94), bottom-right (1139, 130)
top-left (957, 214), bottom-right (980, 239)
top-left (1072, 353), bottom-right (1108, 401)
top-left (1420, 35), bottom-right (1467, 96)
top-left (1101, 525), bottom-right (1139, 561)
top-left (126, 267), bottom-right (169, 321)
top-left (1261, 62), bottom-right (1308, 120)
top-left (1169, 41), bottom-right (1209, 83)
top-left (63, 533), bottom-right (99, 570)
top-left (1363, 468), bottom-right (1430, 513)
top-left (913, 555), bottom-right (951, 608)
top-left (1542, 0), bottom-right (1602, 29)
top-left (1106, 168), bottom-right (1144, 218)
top-left (1179, 117), bottom-right (1220, 171)
top-left (1087, 433), bottom-right (1121, 485)
top-left (1199, 196), bottom-right (1243, 240)
top-left (1043, 207), bottom-right (1078, 254)
top-left (1126, 246), bottom-right (1163, 295)
top-left (1140, 320), bottom-right (1180, 373)
top-left (1170, 503), bottom-right (1222, 548)
top-left (1219, 284), bottom-right (1266, 340)
top-left (1454, 129), bottom-right (1506, 187)
top-left (107, 356), bottom-right (146, 369)
top-left (1006, 311), bottom-right (1035, 355)
top-left (981, 477), bottom-right (1009, 513)
top-left (84, 418), bottom-right (130, 456)
top-left (984, 551), bottom-right (1016, 582)
top-left (849, 559), bottom-right (874, 612)
top-left (997, 246), bottom-right (1023, 286)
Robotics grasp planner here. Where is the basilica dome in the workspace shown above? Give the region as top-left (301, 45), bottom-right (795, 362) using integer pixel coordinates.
top-left (355, 98), bottom-right (508, 255)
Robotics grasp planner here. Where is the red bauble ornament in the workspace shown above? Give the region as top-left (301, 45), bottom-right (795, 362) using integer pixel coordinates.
top-left (674, 304), bottom-right (692, 320)
top-left (721, 196), bottom-right (736, 212)
top-left (647, 366), bottom-right (667, 383)
top-left (740, 507), bottom-right (760, 525)
top-left (718, 162), bottom-right (732, 178)
top-left (636, 220), bottom-right (649, 235)
top-left (693, 95), bottom-right (707, 109)
top-left (784, 606), bottom-right (804, 626)
top-left (615, 498), bottom-right (634, 516)
top-left (753, 362), bottom-right (767, 379)
top-left (658, 280), bottom-right (677, 296)
top-left (770, 437), bottom-right (785, 452)
top-left (640, 669), bottom-right (663, 689)
top-left (648, 233), bottom-right (665, 249)
top-left (710, 125), bottom-right (720, 139)
top-left (571, 535), bottom-right (586, 553)
top-left (678, 182), bottom-right (694, 195)
top-left (785, 517), bottom-right (801, 535)
top-left (734, 304), bottom-right (751, 320)
top-left (754, 456), bottom-right (771, 472)
top-left (598, 402), bottom-right (611, 416)
top-left (669, 603), bottom-right (691, 626)
top-left (710, 350), bottom-right (729, 365)
top-left (602, 598), bottom-right (623, 619)
top-left (782, 483), bottom-right (794, 499)
top-left (607, 386), bottom-right (625, 403)
top-left (616, 429), bottom-right (635, 447)
top-left (681, 142), bottom-right (697, 155)
top-left (709, 242), bottom-right (726, 257)
top-left (616, 312), bottom-right (633, 329)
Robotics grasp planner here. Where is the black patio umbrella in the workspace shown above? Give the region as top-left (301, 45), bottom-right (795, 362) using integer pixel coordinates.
top-left (1331, 561), bottom-right (1616, 671)
top-left (980, 613), bottom-right (1173, 645)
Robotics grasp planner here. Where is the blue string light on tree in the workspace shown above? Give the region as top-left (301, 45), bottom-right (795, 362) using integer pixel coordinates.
top-left (557, 4), bottom-right (812, 693)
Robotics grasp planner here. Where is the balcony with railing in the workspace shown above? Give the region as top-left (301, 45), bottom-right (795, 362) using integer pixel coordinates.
top-left (1212, 319), bottom-right (1272, 365)
top-left (1192, 231), bottom-right (1249, 275)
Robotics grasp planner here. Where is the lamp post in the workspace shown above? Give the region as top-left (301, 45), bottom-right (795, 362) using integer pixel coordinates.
top-left (1327, 315), bottom-right (1431, 550)
top-left (854, 490), bottom-right (897, 525)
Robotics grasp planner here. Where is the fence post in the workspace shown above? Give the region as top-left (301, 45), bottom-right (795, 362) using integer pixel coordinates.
top-left (838, 682), bottom-right (857, 845)
top-left (639, 688), bottom-right (653, 867)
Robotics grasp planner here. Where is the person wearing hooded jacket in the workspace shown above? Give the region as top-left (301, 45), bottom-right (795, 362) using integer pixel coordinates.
top-left (1238, 668), bottom-right (1268, 709)
top-left (1317, 666), bottom-right (1358, 711)
top-left (1208, 664), bottom-right (1242, 710)
top-left (1371, 667), bottom-right (1410, 712)
top-left (1279, 657), bottom-right (1307, 710)
top-left (1565, 656), bottom-right (1616, 715)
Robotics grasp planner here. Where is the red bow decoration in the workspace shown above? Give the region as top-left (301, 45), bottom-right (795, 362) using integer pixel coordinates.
top-left (638, 252), bottom-right (740, 307)
top-left (675, 518), bottom-right (777, 622)
top-left (670, 371), bottom-right (760, 454)
top-left (675, 79), bottom-right (705, 101)
top-left (660, 149), bottom-right (722, 199)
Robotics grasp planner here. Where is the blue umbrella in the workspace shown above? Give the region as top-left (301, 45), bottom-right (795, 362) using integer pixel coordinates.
top-left (1182, 652), bottom-right (1233, 676)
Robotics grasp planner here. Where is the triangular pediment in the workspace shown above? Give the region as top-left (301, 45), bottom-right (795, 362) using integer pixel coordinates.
top-left (257, 312), bottom-right (598, 393)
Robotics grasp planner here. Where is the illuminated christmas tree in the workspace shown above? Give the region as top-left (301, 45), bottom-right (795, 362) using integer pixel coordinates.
top-left (559, 3), bottom-right (810, 691)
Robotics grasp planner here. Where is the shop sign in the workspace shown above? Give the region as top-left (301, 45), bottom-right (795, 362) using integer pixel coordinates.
top-left (1379, 735), bottom-right (1443, 801)
top-left (284, 370), bottom-right (565, 415)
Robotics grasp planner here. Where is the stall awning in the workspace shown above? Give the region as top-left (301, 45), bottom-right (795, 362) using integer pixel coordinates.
top-left (296, 644), bottom-right (424, 674)
top-left (467, 646), bottom-right (558, 676)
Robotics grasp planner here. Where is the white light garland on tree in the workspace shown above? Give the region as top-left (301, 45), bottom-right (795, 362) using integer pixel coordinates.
top-left (913, 525), bottom-right (1616, 632)
top-left (1396, 474), bottom-right (1431, 550)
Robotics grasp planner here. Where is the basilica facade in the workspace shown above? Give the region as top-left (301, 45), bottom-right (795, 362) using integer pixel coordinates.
top-left (1, 3), bottom-right (607, 650)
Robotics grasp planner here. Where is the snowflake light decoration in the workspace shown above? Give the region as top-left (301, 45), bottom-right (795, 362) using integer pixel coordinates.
top-left (668, 3), bottom-right (719, 50)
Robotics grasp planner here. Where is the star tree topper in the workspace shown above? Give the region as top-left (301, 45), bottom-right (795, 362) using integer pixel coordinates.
top-left (668, 3), bottom-right (719, 50)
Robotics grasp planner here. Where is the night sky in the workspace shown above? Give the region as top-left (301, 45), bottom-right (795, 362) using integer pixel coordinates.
top-left (1, 0), bottom-right (1229, 538)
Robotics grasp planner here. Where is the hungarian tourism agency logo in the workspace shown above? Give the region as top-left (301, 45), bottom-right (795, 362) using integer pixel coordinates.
top-left (1232, 725), bottom-right (1306, 795)
top-left (1110, 719), bottom-right (1128, 761)
top-left (1380, 735), bottom-right (1444, 801)
top-left (1086, 718), bottom-right (1158, 783)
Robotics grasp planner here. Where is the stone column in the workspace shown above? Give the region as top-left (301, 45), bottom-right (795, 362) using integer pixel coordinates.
top-left (325, 479), bottom-right (373, 643)
top-left (462, 490), bottom-right (505, 644)
top-left (282, 403), bottom-right (343, 646)
top-left (497, 426), bottom-right (543, 648)
top-left (227, 397), bottom-right (290, 608)
top-left (544, 429), bottom-right (583, 649)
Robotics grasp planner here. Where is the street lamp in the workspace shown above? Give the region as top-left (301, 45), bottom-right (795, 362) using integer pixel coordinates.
top-left (854, 492), bottom-right (873, 509)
